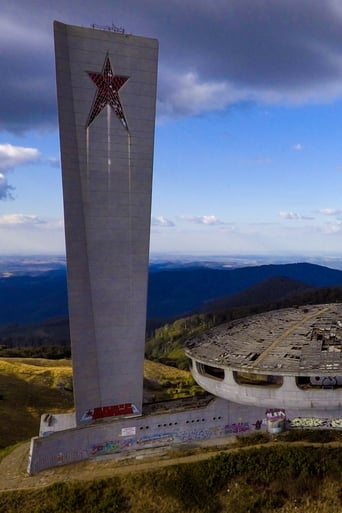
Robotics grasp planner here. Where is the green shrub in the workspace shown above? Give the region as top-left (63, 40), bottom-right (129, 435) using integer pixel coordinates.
top-left (280, 429), bottom-right (338, 443)
top-left (236, 431), bottom-right (270, 446)
top-left (2, 445), bottom-right (342, 513)
top-left (34, 479), bottom-right (128, 513)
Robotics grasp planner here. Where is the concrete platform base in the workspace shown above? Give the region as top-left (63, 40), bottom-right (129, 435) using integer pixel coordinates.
top-left (28, 396), bottom-right (342, 474)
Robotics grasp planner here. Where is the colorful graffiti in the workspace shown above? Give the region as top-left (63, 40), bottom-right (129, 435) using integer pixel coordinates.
top-left (266, 408), bottom-right (285, 419)
top-left (137, 433), bottom-right (174, 446)
top-left (225, 422), bottom-right (250, 434)
top-left (253, 420), bottom-right (263, 430)
top-left (179, 429), bottom-right (213, 442)
top-left (265, 409), bottom-right (286, 434)
top-left (289, 417), bottom-right (342, 429)
top-left (91, 438), bottom-right (134, 456)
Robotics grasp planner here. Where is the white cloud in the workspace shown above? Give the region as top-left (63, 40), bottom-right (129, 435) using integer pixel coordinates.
top-left (43, 218), bottom-right (64, 230)
top-left (180, 215), bottom-right (224, 225)
top-left (279, 211), bottom-right (315, 220)
top-left (157, 67), bottom-right (342, 121)
top-left (321, 221), bottom-right (342, 234)
top-left (0, 215), bottom-right (65, 254)
top-left (0, 214), bottom-right (45, 226)
top-left (151, 216), bottom-right (175, 227)
top-left (0, 143), bottom-right (41, 171)
top-left (279, 211), bottom-right (300, 220)
top-left (47, 156), bottom-right (60, 168)
top-left (319, 208), bottom-right (342, 216)
top-left (0, 143), bottom-right (41, 200)
top-left (158, 70), bottom-right (246, 119)
top-left (292, 143), bottom-right (303, 151)
top-left (151, 218), bottom-right (342, 256)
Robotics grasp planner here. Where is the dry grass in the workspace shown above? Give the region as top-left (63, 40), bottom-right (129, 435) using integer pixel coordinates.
top-left (276, 478), bottom-right (342, 513)
top-left (212, 475), bottom-right (342, 513)
top-left (0, 358), bottom-right (74, 448)
top-left (143, 359), bottom-right (201, 401)
top-left (2, 360), bottom-right (342, 512)
top-left (1, 437), bottom-right (342, 511)
top-left (0, 358), bottom-right (197, 448)
top-left (144, 359), bottom-right (190, 381)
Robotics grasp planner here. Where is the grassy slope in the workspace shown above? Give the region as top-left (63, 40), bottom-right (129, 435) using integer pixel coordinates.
top-left (0, 358), bottom-right (199, 449)
top-left (0, 358), bottom-right (74, 448)
top-left (1, 442), bottom-right (342, 513)
top-left (1, 358), bottom-right (342, 512)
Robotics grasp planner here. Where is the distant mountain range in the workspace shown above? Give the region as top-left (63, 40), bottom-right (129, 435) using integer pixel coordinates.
top-left (197, 275), bottom-right (313, 313)
top-left (1, 262), bottom-right (342, 339)
top-left (0, 270), bottom-right (68, 325)
top-left (147, 262), bottom-right (342, 318)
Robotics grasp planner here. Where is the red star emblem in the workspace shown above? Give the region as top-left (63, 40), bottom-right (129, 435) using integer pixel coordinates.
top-left (86, 55), bottom-right (129, 129)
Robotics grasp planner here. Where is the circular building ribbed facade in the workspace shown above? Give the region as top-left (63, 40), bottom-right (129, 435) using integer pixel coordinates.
top-left (185, 304), bottom-right (342, 410)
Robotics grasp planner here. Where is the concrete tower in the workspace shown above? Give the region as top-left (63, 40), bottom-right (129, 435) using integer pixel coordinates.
top-left (54, 22), bottom-right (158, 425)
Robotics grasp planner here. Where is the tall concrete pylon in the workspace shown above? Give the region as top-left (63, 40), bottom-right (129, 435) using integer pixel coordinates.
top-left (54, 21), bottom-right (158, 424)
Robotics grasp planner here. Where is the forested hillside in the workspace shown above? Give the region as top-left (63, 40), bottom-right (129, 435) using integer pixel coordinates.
top-left (146, 284), bottom-right (342, 369)
top-left (147, 262), bottom-right (342, 318)
top-left (1, 262), bottom-right (342, 326)
top-left (1, 263), bottom-right (342, 361)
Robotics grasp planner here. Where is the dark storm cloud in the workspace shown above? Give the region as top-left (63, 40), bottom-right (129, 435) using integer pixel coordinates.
top-left (2, 0), bottom-right (342, 132)
top-left (0, 5), bottom-right (57, 133)
top-left (150, 0), bottom-right (342, 87)
top-left (0, 60), bottom-right (57, 133)
top-left (145, 0), bottom-right (342, 113)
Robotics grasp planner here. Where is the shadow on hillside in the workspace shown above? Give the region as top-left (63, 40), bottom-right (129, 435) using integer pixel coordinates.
top-left (0, 371), bottom-right (74, 449)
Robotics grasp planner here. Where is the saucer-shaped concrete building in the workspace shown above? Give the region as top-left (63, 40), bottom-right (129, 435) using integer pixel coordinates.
top-left (186, 303), bottom-right (342, 410)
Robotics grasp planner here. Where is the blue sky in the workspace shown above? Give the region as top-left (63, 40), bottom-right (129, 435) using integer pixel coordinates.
top-left (1, 0), bottom-right (342, 257)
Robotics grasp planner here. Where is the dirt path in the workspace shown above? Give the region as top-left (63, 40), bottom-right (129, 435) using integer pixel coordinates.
top-left (3, 437), bottom-right (342, 494)
top-left (0, 437), bottom-right (238, 492)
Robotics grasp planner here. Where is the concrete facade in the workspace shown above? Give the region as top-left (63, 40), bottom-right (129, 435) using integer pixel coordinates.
top-left (54, 22), bottom-right (158, 424)
top-left (28, 394), bottom-right (342, 474)
top-left (28, 397), bottom-right (267, 474)
top-left (190, 363), bottom-right (342, 410)
top-left (186, 304), bottom-right (342, 410)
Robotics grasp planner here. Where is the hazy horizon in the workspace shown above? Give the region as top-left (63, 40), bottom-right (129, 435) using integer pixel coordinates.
top-left (1, 252), bottom-right (342, 271)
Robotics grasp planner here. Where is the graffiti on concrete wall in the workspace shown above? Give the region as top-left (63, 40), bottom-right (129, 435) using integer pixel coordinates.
top-left (253, 420), bottom-right (263, 430)
top-left (34, 415), bottom-right (272, 472)
top-left (177, 421), bottom-right (251, 440)
top-left (224, 422), bottom-right (250, 434)
top-left (289, 417), bottom-right (342, 429)
top-left (137, 433), bottom-right (174, 446)
top-left (178, 428), bottom-right (214, 442)
top-left (91, 438), bottom-right (134, 456)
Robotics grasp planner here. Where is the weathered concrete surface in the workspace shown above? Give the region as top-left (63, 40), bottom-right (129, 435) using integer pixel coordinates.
top-left (54, 22), bottom-right (158, 424)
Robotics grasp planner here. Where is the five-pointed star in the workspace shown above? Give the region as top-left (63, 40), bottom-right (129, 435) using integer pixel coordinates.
top-left (86, 55), bottom-right (129, 129)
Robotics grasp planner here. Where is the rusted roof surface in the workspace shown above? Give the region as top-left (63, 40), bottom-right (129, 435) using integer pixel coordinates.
top-left (185, 304), bottom-right (342, 375)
